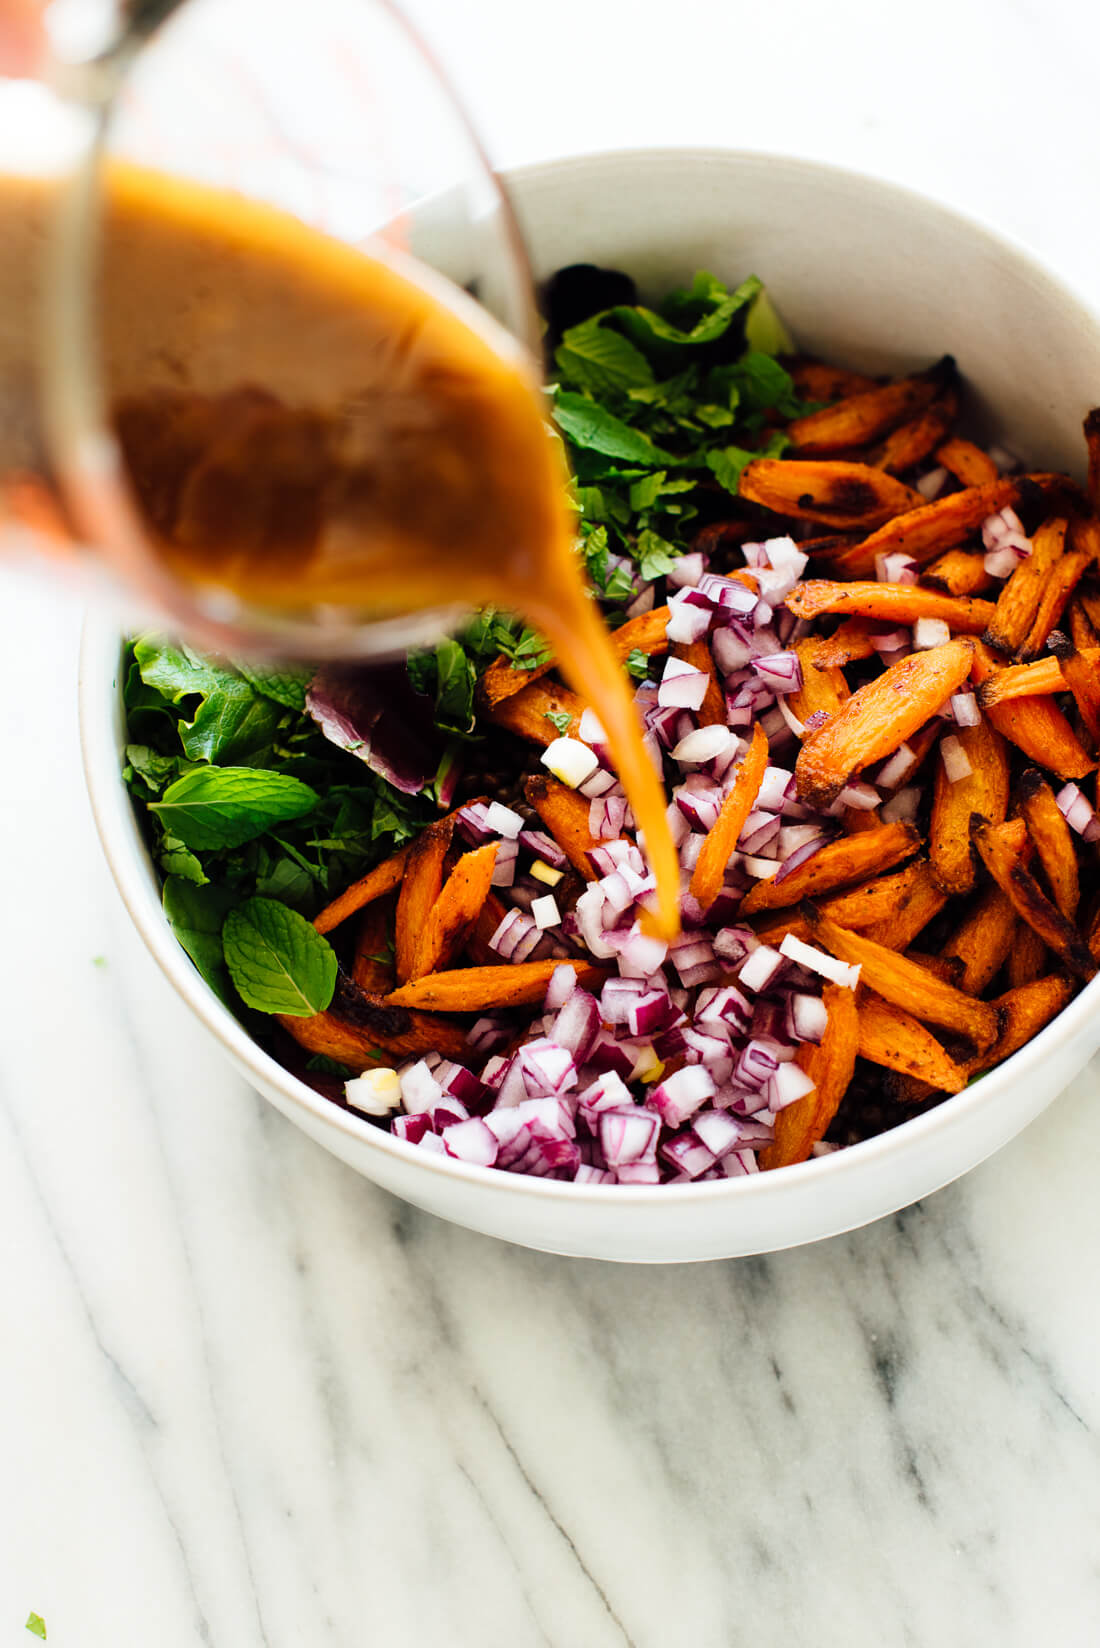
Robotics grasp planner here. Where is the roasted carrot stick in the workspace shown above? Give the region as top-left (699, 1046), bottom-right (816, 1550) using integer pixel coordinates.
top-left (934, 438), bottom-right (998, 488)
top-left (313, 844), bottom-right (410, 936)
top-left (1016, 769), bottom-right (1079, 920)
top-left (758, 982), bottom-right (859, 1168)
top-left (970, 817), bottom-right (1095, 980)
top-left (689, 723), bottom-right (768, 911)
top-left (412, 842), bottom-right (500, 980)
top-left (786, 580), bottom-right (994, 634)
top-left (929, 716), bottom-right (1010, 895)
top-left (740, 822), bottom-right (920, 914)
top-left (739, 459), bottom-right (922, 528)
top-left (855, 990), bottom-right (968, 1093)
top-left (786, 359), bottom-right (954, 455)
top-left (395, 815), bottom-right (454, 983)
top-left (387, 959), bottom-right (608, 1011)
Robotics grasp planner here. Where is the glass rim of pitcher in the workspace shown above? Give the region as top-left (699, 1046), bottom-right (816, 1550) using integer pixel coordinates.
top-left (40, 0), bottom-right (545, 661)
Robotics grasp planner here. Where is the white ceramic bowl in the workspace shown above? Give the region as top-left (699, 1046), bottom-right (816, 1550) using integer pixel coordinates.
top-left (80, 147), bottom-right (1100, 1262)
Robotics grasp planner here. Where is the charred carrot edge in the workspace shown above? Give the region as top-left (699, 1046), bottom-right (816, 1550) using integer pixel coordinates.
top-left (965, 974), bottom-right (1075, 1076)
top-left (970, 641), bottom-right (1096, 778)
top-left (970, 816), bottom-right (1095, 980)
top-left (786, 359), bottom-right (954, 456)
top-left (740, 821), bottom-right (921, 914)
top-left (862, 862), bottom-right (948, 950)
top-left (983, 516), bottom-right (1067, 657)
top-left (904, 951), bottom-right (967, 988)
top-left (976, 654), bottom-right (1067, 706)
top-left (855, 989), bottom-right (968, 1093)
top-left (672, 637), bottom-right (726, 727)
top-left (827, 475), bottom-right (1070, 578)
top-left (387, 959), bottom-right (608, 1012)
top-left (928, 716), bottom-right (1010, 896)
top-left (313, 844), bottom-right (411, 936)
top-left (805, 906), bottom-right (1000, 1048)
top-left (921, 548), bottom-right (995, 597)
top-left (689, 723), bottom-right (768, 911)
top-left (842, 806), bottom-right (883, 835)
top-left (1020, 549), bottom-right (1089, 660)
top-left (411, 841), bottom-right (500, 980)
top-left (1048, 633), bottom-right (1100, 746)
top-left (788, 359), bottom-right (880, 402)
top-left (758, 982), bottom-right (859, 1169)
top-left (477, 605), bottom-right (672, 710)
top-left (751, 859), bottom-right (932, 947)
top-left (280, 976), bottom-right (471, 1065)
top-left (789, 638), bottom-right (850, 727)
top-left (395, 816), bottom-right (455, 983)
top-left (874, 392), bottom-right (958, 475)
top-left (942, 885), bottom-right (1016, 996)
top-left (1016, 770), bottom-right (1079, 921)
top-left (739, 459), bottom-right (923, 529)
top-left (803, 618), bottom-right (879, 668)
top-left (352, 896), bottom-right (396, 995)
top-left (525, 773), bottom-right (610, 879)
top-left (486, 678), bottom-right (586, 745)
top-left (935, 438), bottom-right (999, 488)
top-left (1067, 597), bottom-right (1099, 651)
top-left (795, 639), bottom-right (974, 808)
top-left (786, 579), bottom-right (995, 635)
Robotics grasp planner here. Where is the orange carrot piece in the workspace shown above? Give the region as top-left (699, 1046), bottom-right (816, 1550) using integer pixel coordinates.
top-left (789, 639), bottom-right (850, 729)
top-left (394, 816), bottom-right (454, 983)
top-left (942, 885), bottom-right (1017, 995)
top-left (352, 897), bottom-right (395, 995)
top-left (921, 549), bottom-right (995, 597)
top-left (929, 716), bottom-right (1010, 895)
top-left (786, 359), bottom-right (954, 456)
top-left (934, 438), bottom-right (998, 488)
top-left (786, 579), bottom-right (994, 634)
top-left (672, 638), bottom-right (726, 727)
top-left (313, 845), bottom-right (410, 936)
top-left (970, 817), bottom-right (1094, 979)
top-left (875, 393), bottom-right (957, 474)
top-left (984, 516), bottom-right (1067, 657)
top-left (477, 606), bottom-right (671, 709)
top-left (970, 640), bottom-right (1096, 778)
top-left (827, 475), bottom-right (1070, 577)
top-left (1016, 769), bottom-right (1079, 920)
top-left (788, 360), bottom-right (878, 402)
top-left (795, 639), bottom-right (974, 807)
top-left (862, 861), bottom-right (948, 950)
top-left (855, 990), bottom-right (968, 1093)
top-left (738, 459), bottom-right (922, 529)
top-left (387, 959), bottom-right (608, 1011)
top-left (412, 842), bottom-right (500, 980)
top-left (689, 723), bottom-right (769, 911)
top-left (1048, 633), bottom-right (1100, 746)
top-left (740, 822), bottom-right (920, 914)
top-left (525, 773), bottom-right (612, 879)
top-left (758, 983), bottom-right (859, 1168)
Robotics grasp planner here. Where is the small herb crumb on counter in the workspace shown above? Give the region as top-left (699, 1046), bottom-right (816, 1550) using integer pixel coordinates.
top-left (122, 264), bottom-right (1100, 1185)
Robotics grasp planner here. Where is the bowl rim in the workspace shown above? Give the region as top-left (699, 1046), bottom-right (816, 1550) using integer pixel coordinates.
top-left (78, 141), bottom-right (1100, 1207)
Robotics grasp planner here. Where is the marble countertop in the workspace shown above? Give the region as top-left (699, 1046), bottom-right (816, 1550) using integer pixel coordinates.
top-left (5, 1), bottom-right (1100, 1642)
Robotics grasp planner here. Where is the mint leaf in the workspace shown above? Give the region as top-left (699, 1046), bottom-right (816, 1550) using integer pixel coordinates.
top-left (556, 316), bottom-right (655, 395)
top-left (624, 648), bottom-right (652, 681)
top-left (25, 1615), bottom-right (46, 1640)
top-left (164, 877), bottom-right (239, 1001)
top-left (433, 638), bottom-right (477, 734)
top-left (223, 897), bottom-right (338, 1016)
top-left (306, 1053), bottom-right (355, 1078)
top-left (575, 483), bottom-right (630, 527)
top-left (628, 471), bottom-right (667, 511)
top-left (614, 274), bottom-right (762, 353)
top-left (235, 662), bottom-right (312, 712)
top-left (544, 709), bottom-right (572, 734)
top-left (125, 743), bottom-right (182, 794)
top-left (552, 392), bottom-right (677, 465)
top-left (732, 352), bottom-right (801, 416)
top-left (158, 837), bottom-right (209, 885)
top-left (150, 768), bottom-right (318, 850)
top-left (636, 528), bottom-right (679, 582)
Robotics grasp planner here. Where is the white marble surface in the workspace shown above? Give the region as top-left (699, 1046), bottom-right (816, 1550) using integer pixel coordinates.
top-left (6, 1), bottom-right (1100, 1642)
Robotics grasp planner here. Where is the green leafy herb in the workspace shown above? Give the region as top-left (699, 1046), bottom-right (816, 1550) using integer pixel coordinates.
top-left (635, 528), bottom-right (679, 582)
top-left (150, 767), bottom-right (318, 851)
top-left (552, 392), bottom-right (678, 465)
top-left (222, 897), bottom-right (338, 1016)
top-left (544, 709), bottom-right (572, 734)
top-left (133, 638), bottom-right (281, 763)
top-left (555, 315), bottom-right (655, 395)
top-left (432, 638), bottom-right (477, 734)
top-left (25, 1614), bottom-right (46, 1639)
top-left (164, 877), bottom-right (240, 1002)
top-left (624, 648), bottom-right (652, 681)
top-left (234, 662), bottom-right (313, 711)
top-left (743, 286), bottom-right (795, 357)
top-left (306, 1053), bottom-right (355, 1078)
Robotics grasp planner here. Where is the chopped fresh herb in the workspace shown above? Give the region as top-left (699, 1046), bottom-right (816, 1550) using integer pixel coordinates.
top-left (552, 392), bottom-right (678, 466)
top-left (544, 709), bottom-right (573, 734)
top-left (624, 648), bottom-right (652, 681)
top-left (25, 1614), bottom-right (46, 1640)
top-left (306, 1053), bottom-right (355, 1078)
top-left (636, 529), bottom-right (679, 582)
top-left (150, 768), bottom-right (319, 851)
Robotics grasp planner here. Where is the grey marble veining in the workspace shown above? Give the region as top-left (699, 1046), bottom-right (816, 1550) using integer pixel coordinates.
top-left (8, 1), bottom-right (1100, 1638)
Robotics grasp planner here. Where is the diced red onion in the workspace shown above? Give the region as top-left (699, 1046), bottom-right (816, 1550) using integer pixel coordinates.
top-left (673, 724), bottom-right (732, 766)
top-left (392, 1113), bottom-right (432, 1146)
top-left (767, 1063), bottom-right (817, 1111)
top-left (871, 627), bottom-right (911, 654)
top-left (773, 835), bottom-right (828, 883)
top-left (940, 734), bottom-right (973, 782)
top-left (778, 931), bottom-right (861, 989)
top-left (881, 785), bottom-right (922, 823)
top-left (874, 743), bottom-right (919, 790)
top-left (916, 465), bottom-right (949, 500)
top-left (785, 992), bottom-right (828, 1044)
top-left (658, 656), bottom-right (710, 711)
top-left (983, 544), bottom-right (1028, 579)
top-left (948, 691), bottom-right (980, 729)
top-left (692, 1109), bottom-right (746, 1158)
top-left (913, 616), bottom-right (951, 650)
top-left (664, 592), bottom-right (714, 644)
top-left (739, 810), bottom-right (781, 855)
top-left (518, 1039), bottom-right (578, 1098)
top-left (484, 801), bottom-right (524, 838)
top-left (752, 650), bottom-right (803, 694)
top-left (875, 552), bottom-right (919, 584)
top-left (833, 780), bottom-right (880, 812)
top-left (399, 1059), bottom-right (444, 1115)
top-left (668, 551), bottom-right (705, 588)
top-left (578, 766), bottom-right (618, 799)
top-left (738, 944), bottom-right (787, 994)
top-left (455, 801), bottom-right (495, 845)
top-left (650, 1065), bottom-right (717, 1128)
top-left (490, 837), bottom-right (519, 888)
top-left (1056, 782), bottom-right (1100, 841)
top-left (490, 907), bottom-right (542, 961)
top-left (659, 1130), bottom-right (715, 1178)
top-left (441, 1116), bottom-right (499, 1167)
top-left (600, 1107), bottom-right (660, 1167)
top-left (625, 583), bottom-right (656, 619)
top-left (589, 794), bottom-right (628, 840)
top-left (574, 1164), bottom-right (616, 1184)
top-left (712, 627), bottom-right (755, 675)
top-left (467, 1015), bottom-right (512, 1055)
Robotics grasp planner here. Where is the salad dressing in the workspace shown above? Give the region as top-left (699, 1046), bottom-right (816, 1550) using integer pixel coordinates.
top-left (84, 166), bottom-right (681, 937)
